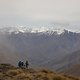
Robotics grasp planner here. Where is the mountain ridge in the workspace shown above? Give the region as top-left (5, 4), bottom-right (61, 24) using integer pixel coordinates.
top-left (0, 25), bottom-right (80, 35)
top-left (0, 25), bottom-right (80, 77)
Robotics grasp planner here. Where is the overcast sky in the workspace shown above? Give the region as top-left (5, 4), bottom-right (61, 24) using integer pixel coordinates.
top-left (0, 0), bottom-right (80, 27)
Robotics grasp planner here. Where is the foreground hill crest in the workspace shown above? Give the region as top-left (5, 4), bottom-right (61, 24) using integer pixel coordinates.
top-left (0, 64), bottom-right (80, 80)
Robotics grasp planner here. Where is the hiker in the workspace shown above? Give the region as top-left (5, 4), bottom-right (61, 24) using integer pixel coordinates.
top-left (18, 61), bottom-right (24, 68)
top-left (18, 61), bottom-right (22, 68)
top-left (21, 61), bottom-right (24, 68)
top-left (25, 60), bottom-right (29, 68)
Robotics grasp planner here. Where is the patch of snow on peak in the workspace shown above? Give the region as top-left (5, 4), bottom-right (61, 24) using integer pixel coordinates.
top-left (17, 26), bottom-right (27, 32)
top-left (0, 25), bottom-right (67, 35)
top-left (29, 27), bottom-right (65, 35)
top-left (31, 27), bottom-right (49, 33)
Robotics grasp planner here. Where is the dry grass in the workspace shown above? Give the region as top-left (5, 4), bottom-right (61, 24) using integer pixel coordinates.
top-left (0, 64), bottom-right (80, 80)
top-left (6, 69), bottom-right (23, 76)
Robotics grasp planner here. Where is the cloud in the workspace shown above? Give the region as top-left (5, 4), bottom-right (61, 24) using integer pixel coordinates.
top-left (0, 0), bottom-right (80, 25)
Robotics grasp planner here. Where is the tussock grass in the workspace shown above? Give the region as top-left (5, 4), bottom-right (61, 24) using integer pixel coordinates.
top-left (0, 64), bottom-right (80, 80)
top-left (6, 69), bottom-right (23, 76)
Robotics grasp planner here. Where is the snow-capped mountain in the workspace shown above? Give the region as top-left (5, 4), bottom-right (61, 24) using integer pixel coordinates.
top-left (0, 25), bottom-right (78, 35)
top-left (0, 26), bottom-right (64, 34)
top-left (0, 24), bottom-right (80, 72)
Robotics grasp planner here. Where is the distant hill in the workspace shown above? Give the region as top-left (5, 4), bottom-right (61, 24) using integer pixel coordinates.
top-left (0, 64), bottom-right (80, 80)
top-left (62, 64), bottom-right (80, 77)
top-left (55, 50), bottom-right (80, 72)
top-left (40, 50), bottom-right (80, 76)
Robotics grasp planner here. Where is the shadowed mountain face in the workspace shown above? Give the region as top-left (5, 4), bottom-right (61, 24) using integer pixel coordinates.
top-left (62, 64), bottom-right (80, 77)
top-left (41, 50), bottom-right (80, 72)
top-left (57, 50), bottom-right (80, 77)
top-left (0, 29), bottom-right (80, 74)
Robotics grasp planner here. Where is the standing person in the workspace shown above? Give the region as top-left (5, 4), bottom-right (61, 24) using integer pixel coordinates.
top-left (25, 60), bottom-right (29, 68)
top-left (21, 61), bottom-right (24, 68)
top-left (18, 61), bottom-right (22, 68)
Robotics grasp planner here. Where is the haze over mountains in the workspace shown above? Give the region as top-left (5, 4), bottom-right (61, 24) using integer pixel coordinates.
top-left (0, 24), bottom-right (80, 76)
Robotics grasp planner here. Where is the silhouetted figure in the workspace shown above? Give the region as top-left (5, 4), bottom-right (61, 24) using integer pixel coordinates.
top-left (21, 61), bottom-right (24, 68)
top-left (18, 61), bottom-right (22, 68)
top-left (18, 61), bottom-right (24, 68)
top-left (18, 60), bottom-right (29, 68)
top-left (25, 60), bottom-right (29, 68)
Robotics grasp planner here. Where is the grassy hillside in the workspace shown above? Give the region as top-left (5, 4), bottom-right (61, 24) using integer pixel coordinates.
top-left (0, 64), bottom-right (80, 80)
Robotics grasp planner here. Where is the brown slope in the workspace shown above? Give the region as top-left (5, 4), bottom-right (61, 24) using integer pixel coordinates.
top-left (0, 64), bottom-right (80, 80)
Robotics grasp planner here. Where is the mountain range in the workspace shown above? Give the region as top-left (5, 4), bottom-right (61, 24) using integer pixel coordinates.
top-left (0, 26), bottom-right (80, 76)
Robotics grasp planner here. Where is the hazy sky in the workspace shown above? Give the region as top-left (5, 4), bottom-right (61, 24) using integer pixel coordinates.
top-left (0, 0), bottom-right (80, 26)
